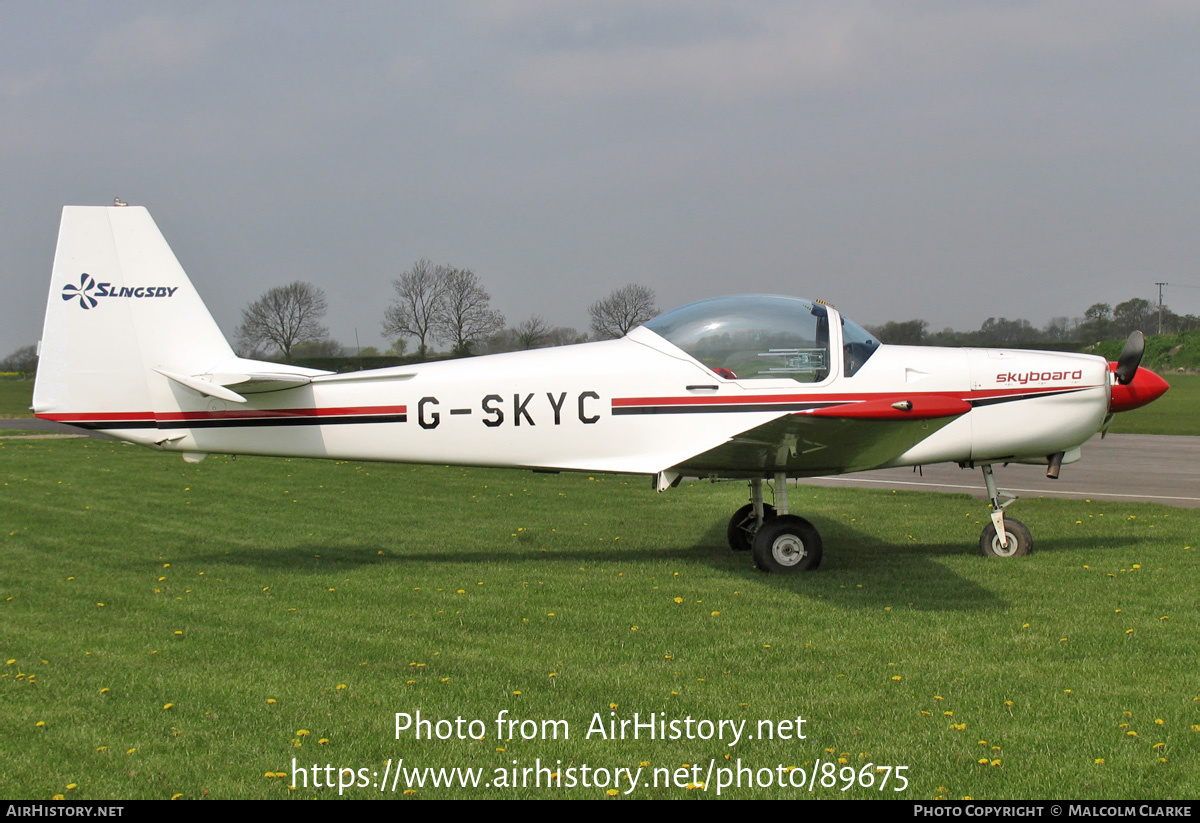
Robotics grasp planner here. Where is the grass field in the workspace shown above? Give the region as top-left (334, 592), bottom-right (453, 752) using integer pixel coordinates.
top-left (2, 440), bottom-right (1197, 800)
top-left (0, 379), bottom-right (33, 418)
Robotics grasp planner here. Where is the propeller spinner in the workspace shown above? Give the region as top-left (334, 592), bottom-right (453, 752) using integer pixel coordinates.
top-left (1107, 330), bottom-right (1169, 416)
top-left (1114, 331), bottom-right (1145, 385)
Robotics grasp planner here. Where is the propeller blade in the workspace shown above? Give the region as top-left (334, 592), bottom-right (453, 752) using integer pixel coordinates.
top-left (1114, 331), bottom-right (1144, 386)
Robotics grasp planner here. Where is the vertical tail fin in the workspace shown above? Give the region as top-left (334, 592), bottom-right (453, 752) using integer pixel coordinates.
top-left (33, 206), bottom-right (236, 420)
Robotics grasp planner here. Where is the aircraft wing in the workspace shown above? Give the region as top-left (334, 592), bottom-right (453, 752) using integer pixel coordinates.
top-left (670, 395), bottom-right (970, 477)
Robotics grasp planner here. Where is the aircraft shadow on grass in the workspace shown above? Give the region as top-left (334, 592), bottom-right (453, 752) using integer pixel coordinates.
top-left (186, 513), bottom-right (1143, 615)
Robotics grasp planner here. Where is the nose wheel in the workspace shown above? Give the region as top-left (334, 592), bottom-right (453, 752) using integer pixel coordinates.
top-left (976, 464), bottom-right (1034, 558)
top-left (980, 518), bottom-right (1033, 557)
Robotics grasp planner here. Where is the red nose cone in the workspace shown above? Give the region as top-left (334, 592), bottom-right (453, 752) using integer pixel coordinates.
top-left (1108, 365), bottom-right (1170, 413)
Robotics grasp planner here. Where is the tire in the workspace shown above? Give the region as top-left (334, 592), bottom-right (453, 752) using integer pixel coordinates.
top-left (979, 518), bottom-right (1033, 558)
top-left (752, 515), bottom-right (823, 572)
top-left (727, 503), bottom-right (776, 552)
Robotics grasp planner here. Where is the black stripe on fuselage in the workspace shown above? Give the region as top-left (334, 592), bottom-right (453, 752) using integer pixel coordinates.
top-left (68, 414), bottom-right (409, 431)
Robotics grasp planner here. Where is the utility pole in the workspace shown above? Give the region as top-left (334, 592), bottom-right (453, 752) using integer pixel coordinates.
top-left (1154, 282), bottom-right (1168, 335)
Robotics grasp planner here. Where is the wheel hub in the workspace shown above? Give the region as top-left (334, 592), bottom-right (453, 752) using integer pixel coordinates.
top-left (990, 532), bottom-right (1019, 558)
top-left (771, 534), bottom-right (808, 566)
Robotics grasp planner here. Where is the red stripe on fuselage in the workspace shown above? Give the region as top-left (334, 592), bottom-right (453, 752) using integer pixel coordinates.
top-left (611, 386), bottom-right (1087, 408)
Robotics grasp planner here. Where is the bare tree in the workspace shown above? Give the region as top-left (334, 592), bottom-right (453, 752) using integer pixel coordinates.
top-left (236, 282), bottom-right (328, 360)
top-left (588, 284), bottom-right (658, 339)
top-left (515, 315), bottom-right (552, 349)
top-left (435, 267), bottom-right (505, 356)
top-left (1, 344), bottom-right (38, 377)
top-left (383, 259), bottom-right (445, 360)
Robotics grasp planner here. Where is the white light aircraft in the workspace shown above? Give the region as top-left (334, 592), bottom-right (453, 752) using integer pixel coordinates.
top-left (34, 205), bottom-right (1170, 572)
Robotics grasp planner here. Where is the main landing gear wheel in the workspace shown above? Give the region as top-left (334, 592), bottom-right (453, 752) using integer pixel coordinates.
top-left (727, 503), bottom-right (776, 552)
top-left (753, 515), bottom-right (823, 573)
top-left (979, 518), bottom-right (1033, 558)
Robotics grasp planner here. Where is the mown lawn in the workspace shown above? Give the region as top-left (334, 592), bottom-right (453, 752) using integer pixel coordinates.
top-left (2, 440), bottom-right (1197, 800)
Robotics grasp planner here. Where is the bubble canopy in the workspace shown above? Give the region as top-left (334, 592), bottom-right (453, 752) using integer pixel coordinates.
top-left (641, 294), bottom-right (880, 380)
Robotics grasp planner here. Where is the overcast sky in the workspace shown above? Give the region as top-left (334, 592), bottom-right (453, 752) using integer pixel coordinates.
top-left (3, 1), bottom-right (1199, 357)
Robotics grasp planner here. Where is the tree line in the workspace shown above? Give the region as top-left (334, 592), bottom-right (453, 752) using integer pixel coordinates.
top-left (867, 298), bottom-right (1200, 348)
top-left (4, 276), bottom-right (1193, 372)
top-left (234, 263), bottom-right (659, 363)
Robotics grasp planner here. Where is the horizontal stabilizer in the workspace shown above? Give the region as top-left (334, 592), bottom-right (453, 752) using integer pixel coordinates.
top-left (156, 368), bottom-right (320, 402)
top-left (155, 369), bottom-right (248, 403)
top-left (208, 372), bottom-right (314, 393)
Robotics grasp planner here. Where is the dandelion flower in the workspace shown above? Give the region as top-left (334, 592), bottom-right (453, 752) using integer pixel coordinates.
top-left (606, 789), bottom-right (619, 796)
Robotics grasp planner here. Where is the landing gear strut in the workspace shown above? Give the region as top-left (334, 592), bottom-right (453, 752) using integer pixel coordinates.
top-left (727, 474), bottom-right (824, 572)
top-left (977, 464), bottom-right (1033, 557)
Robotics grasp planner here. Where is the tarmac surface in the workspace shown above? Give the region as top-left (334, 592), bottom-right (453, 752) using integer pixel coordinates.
top-left (800, 433), bottom-right (1200, 509)
top-left (4, 418), bottom-right (1198, 509)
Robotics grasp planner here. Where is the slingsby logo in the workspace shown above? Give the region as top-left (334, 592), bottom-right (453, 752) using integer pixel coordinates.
top-left (62, 272), bottom-right (178, 310)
